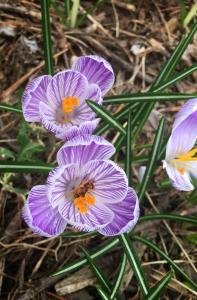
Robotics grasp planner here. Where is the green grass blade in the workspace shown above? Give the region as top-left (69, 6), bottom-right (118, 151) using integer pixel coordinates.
top-left (80, 246), bottom-right (112, 295)
top-left (139, 214), bottom-right (197, 225)
top-left (53, 211), bottom-right (197, 278)
top-left (87, 100), bottom-right (126, 135)
top-left (125, 109), bottom-right (132, 184)
top-left (97, 287), bottom-right (110, 300)
top-left (95, 103), bottom-right (138, 136)
top-left (112, 135), bottom-right (125, 155)
top-left (138, 118), bottom-right (165, 202)
top-left (41, 0), bottom-right (54, 75)
top-left (132, 23), bottom-right (197, 142)
top-left (132, 235), bottom-right (197, 291)
top-left (110, 254), bottom-right (127, 300)
top-left (103, 92), bottom-right (197, 105)
top-left (53, 238), bottom-right (119, 277)
top-left (154, 64), bottom-right (197, 92)
top-left (144, 270), bottom-right (173, 300)
top-left (104, 63), bottom-right (197, 105)
top-left (119, 234), bottom-right (149, 297)
top-left (152, 22), bottom-right (197, 86)
top-left (70, 0), bottom-right (80, 28)
top-left (0, 161), bottom-right (53, 173)
top-left (0, 104), bottom-right (22, 114)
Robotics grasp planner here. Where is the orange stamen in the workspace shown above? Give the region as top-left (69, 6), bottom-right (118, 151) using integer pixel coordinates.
top-left (62, 96), bottom-right (79, 114)
top-left (85, 193), bottom-right (95, 205)
top-left (74, 194), bottom-right (95, 214)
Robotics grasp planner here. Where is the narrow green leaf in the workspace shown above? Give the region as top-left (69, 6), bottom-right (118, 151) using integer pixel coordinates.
top-left (0, 104), bottom-right (22, 114)
top-left (144, 270), bottom-right (173, 300)
top-left (139, 214), bottom-right (197, 226)
top-left (112, 134), bottom-right (125, 155)
top-left (80, 246), bottom-right (112, 295)
top-left (104, 92), bottom-right (197, 105)
top-left (152, 22), bottom-right (197, 86)
top-left (41, 0), bottom-right (54, 75)
top-left (95, 103), bottom-right (138, 136)
top-left (132, 235), bottom-right (197, 291)
top-left (70, 0), bottom-right (80, 28)
top-left (97, 287), bottom-right (110, 300)
top-left (138, 118), bottom-right (165, 202)
top-left (119, 234), bottom-right (149, 297)
top-left (154, 64), bottom-right (197, 92)
top-left (110, 254), bottom-right (127, 300)
top-left (87, 100), bottom-right (126, 135)
top-left (125, 109), bottom-right (132, 185)
top-left (53, 213), bottom-right (197, 278)
top-left (0, 161), bottom-right (53, 173)
top-left (132, 22), bottom-right (197, 142)
top-left (53, 238), bottom-right (119, 277)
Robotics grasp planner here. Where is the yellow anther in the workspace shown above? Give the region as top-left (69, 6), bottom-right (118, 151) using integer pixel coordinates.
top-left (175, 148), bottom-right (197, 162)
top-left (62, 96), bottom-right (79, 114)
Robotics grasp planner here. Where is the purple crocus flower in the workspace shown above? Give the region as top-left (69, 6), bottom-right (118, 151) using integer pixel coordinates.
top-left (23, 135), bottom-right (139, 237)
top-left (22, 55), bottom-right (114, 140)
top-left (163, 98), bottom-right (197, 191)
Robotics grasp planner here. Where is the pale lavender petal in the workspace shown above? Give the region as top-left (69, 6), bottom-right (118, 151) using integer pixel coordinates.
top-left (71, 84), bottom-right (102, 124)
top-left (47, 165), bottom-right (80, 208)
top-left (164, 163), bottom-right (194, 191)
top-left (46, 70), bottom-right (88, 107)
top-left (72, 55), bottom-right (115, 95)
top-left (23, 185), bottom-right (67, 237)
top-left (166, 110), bottom-right (197, 160)
top-left (173, 98), bottom-right (197, 131)
top-left (87, 83), bottom-right (103, 104)
top-left (56, 119), bottom-right (100, 141)
top-left (98, 187), bottom-right (140, 236)
top-left (59, 200), bottom-right (114, 231)
top-left (82, 160), bottom-right (128, 204)
top-left (22, 75), bottom-right (51, 122)
top-left (57, 134), bottom-right (115, 166)
top-left (39, 101), bottom-right (72, 134)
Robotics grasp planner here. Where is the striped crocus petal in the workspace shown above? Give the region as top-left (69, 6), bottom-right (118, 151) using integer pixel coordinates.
top-left (72, 55), bottom-right (115, 95)
top-left (57, 134), bottom-right (115, 166)
top-left (47, 163), bottom-right (115, 231)
top-left (82, 159), bottom-right (128, 204)
top-left (164, 98), bottom-right (197, 191)
top-left (164, 162), bottom-right (194, 191)
top-left (22, 75), bottom-right (52, 122)
top-left (166, 101), bottom-right (197, 161)
top-left (98, 188), bottom-right (140, 236)
top-left (23, 185), bottom-right (67, 237)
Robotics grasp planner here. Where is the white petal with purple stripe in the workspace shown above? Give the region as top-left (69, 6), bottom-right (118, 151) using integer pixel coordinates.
top-left (57, 135), bottom-right (115, 166)
top-left (23, 185), bottom-right (67, 237)
top-left (72, 55), bottom-right (115, 95)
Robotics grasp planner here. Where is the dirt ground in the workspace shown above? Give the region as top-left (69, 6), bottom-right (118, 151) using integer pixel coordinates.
top-left (0, 1), bottom-right (197, 299)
